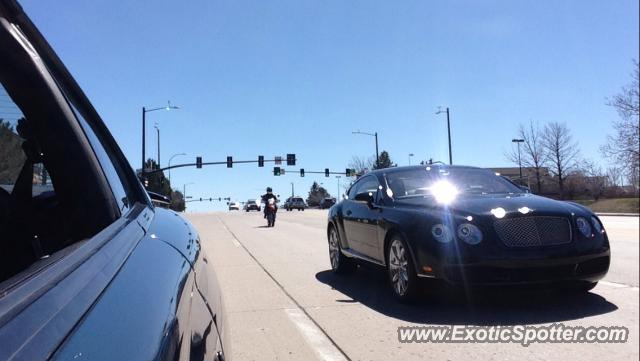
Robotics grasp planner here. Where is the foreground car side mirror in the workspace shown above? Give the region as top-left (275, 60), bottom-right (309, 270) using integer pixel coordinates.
top-left (354, 191), bottom-right (376, 208)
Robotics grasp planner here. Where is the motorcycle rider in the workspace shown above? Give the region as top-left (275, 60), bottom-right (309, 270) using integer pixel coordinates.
top-left (261, 187), bottom-right (278, 218)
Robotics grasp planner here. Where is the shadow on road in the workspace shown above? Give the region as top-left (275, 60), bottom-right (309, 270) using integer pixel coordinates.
top-left (315, 268), bottom-right (618, 325)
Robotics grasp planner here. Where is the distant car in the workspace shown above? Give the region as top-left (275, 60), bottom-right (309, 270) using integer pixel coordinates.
top-left (0, 4), bottom-right (227, 359)
top-left (228, 201), bottom-right (240, 210)
top-left (319, 197), bottom-right (336, 209)
top-left (285, 197), bottom-right (306, 211)
top-left (327, 165), bottom-right (610, 302)
top-left (244, 199), bottom-right (261, 212)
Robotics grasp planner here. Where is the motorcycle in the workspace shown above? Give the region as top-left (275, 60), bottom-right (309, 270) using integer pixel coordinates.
top-left (265, 198), bottom-right (277, 227)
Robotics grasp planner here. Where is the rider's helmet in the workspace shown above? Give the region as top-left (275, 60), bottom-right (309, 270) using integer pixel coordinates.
top-left (266, 187), bottom-right (272, 193)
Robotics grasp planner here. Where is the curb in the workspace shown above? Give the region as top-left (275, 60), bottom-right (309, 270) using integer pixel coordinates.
top-left (596, 213), bottom-right (640, 217)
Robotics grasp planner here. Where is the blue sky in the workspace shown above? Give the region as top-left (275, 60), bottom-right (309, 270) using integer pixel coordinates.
top-left (20, 0), bottom-right (639, 211)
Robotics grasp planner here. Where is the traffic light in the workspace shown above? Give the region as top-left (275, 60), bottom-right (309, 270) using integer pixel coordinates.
top-left (287, 154), bottom-right (296, 166)
top-left (227, 156), bottom-right (233, 168)
top-left (199, 197), bottom-right (202, 201)
top-left (346, 168), bottom-right (355, 177)
top-left (300, 168), bottom-right (305, 177)
top-left (258, 155), bottom-right (264, 167)
top-left (346, 169), bottom-right (351, 177)
top-left (275, 156), bottom-right (282, 165)
top-left (274, 167), bottom-right (281, 176)
top-left (281, 168), bottom-right (286, 175)
top-left (209, 198), bottom-right (212, 201)
top-left (196, 156), bottom-right (202, 169)
top-left (218, 197), bottom-right (222, 201)
top-left (325, 168), bottom-right (330, 177)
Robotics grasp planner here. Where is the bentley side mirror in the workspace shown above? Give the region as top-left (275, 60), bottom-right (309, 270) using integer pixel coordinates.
top-left (354, 191), bottom-right (376, 208)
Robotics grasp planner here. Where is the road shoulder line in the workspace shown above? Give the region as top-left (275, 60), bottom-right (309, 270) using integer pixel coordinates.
top-left (216, 215), bottom-right (351, 361)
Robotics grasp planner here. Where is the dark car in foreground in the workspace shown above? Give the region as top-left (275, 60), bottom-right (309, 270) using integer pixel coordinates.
top-left (0, 2), bottom-right (227, 360)
top-left (327, 165), bottom-right (610, 301)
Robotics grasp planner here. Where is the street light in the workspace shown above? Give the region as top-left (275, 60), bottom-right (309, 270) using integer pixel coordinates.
top-left (167, 152), bottom-right (187, 182)
top-left (335, 175), bottom-right (342, 199)
top-left (352, 130), bottom-right (379, 169)
top-left (435, 107), bottom-right (453, 165)
top-left (291, 182), bottom-right (295, 198)
top-left (183, 182), bottom-right (194, 201)
top-left (512, 138), bottom-right (525, 179)
top-left (408, 153), bottom-right (414, 165)
top-left (154, 123), bottom-right (160, 169)
top-left (142, 101), bottom-right (179, 175)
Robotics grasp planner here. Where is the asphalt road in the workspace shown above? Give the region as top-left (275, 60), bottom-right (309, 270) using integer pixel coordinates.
top-left (187, 211), bottom-right (639, 361)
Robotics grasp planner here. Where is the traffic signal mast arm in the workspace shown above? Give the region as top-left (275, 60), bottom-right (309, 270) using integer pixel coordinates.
top-left (145, 154), bottom-right (296, 175)
top-left (185, 197), bottom-right (231, 203)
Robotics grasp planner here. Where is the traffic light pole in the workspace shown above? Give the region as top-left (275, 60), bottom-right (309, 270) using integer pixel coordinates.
top-left (144, 156), bottom-right (296, 175)
top-left (185, 197), bottom-right (231, 203)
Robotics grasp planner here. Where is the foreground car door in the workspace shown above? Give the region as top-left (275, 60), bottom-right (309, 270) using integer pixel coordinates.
top-left (0, 2), bottom-right (225, 360)
top-left (342, 175), bottom-right (381, 260)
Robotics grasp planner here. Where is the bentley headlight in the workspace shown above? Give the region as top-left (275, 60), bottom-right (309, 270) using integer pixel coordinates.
top-left (457, 223), bottom-right (483, 245)
top-left (431, 224), bottom-right (453, 243)
top-left (591, 216), bottom-right (603, 233)
top-left (576, 217), bottom-right (592, 237)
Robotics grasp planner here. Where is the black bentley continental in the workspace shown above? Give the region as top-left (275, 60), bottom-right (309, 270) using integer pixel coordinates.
top-left (327, 165), bottom-right (610, 301)
top-left (0, 1), bottom-right (227, 360)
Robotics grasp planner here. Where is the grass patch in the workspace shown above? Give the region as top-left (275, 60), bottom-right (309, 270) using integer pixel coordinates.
top-left (572, 198), bottom-right (639, 213)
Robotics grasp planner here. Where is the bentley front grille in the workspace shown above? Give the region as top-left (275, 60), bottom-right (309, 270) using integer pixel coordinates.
top-left (494, 216), bottom-right (572, 247)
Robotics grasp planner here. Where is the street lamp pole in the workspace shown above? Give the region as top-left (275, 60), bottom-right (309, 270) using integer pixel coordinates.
top-left (436, 107), bottom-right (453, 165)
top-left (374, 132), bottom-right (379, 168)
top-left (352, 130), bottom-right (380, 169)
top-left (141, 101), bottom-right (179, 176)
top-left (512, 138), bottom-right (525, 179)
top-left (167, 153), bottom-right (186, 182)
top-left (154, 124), bottom-right (160, 169)
top-left (408, 153), bottom-right (414, 165)
top-left (291, 182), bottom-right (294, 198)
top-left (183, 182), bottom-right (194, 203)
top-left (335, 176), bottom-right (342, 199)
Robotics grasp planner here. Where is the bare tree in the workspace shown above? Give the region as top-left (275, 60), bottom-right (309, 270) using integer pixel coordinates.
top-left (601, 60), bottom-right (640, 190)
top-left (606, 166), bottom-right (623, 187)
top-left (542, 122), bottom-right (580, 199)
top-left (581, 159), bottom-right (607, 201)
top-left (348, 155), bottom-right (374, 174)
top-left (505, 120), bottom-right (547, 193)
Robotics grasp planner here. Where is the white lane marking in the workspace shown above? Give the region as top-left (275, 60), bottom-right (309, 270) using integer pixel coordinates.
top-left (217, 218), bottom-right (242, 247)
top-left (285, 308), bottom-right (348, 361)
top-left (600, 280), bottom-right (639, 290)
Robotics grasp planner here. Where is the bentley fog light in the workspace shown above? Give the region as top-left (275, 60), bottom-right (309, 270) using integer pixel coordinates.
top-left (576, 217), bottom-right (592, 237)
top-left (457, 223), bottom-right (483, 245)
top-left (431, 224), bottom-right (453, 243)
